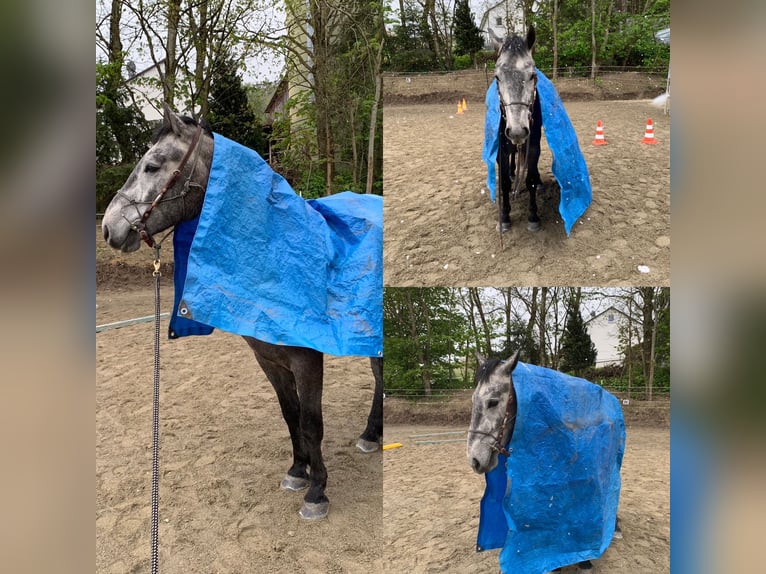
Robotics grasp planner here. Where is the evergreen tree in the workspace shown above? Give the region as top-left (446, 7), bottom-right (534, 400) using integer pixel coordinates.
top-left (96, 61), bottom-right (151, 168)
top-left (453, 0), bottom-right (484, 58)
top-left (206, 57), bottom-right (265, 156)
top-left (559, 303), bottom-right (597, 376)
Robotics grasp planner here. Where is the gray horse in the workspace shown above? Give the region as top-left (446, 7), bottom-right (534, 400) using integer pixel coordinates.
top-left (468, 351), bottom-right (621, 572)
top-left (102, 104), bottom-right (383, 520)
top-left (489, 26), bottom-right (544, 232)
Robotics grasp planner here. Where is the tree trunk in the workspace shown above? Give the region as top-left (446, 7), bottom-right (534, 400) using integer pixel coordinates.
top-left (590, 0), bottom-right (597, 80)
top-left (108, 0), bottom-right (123, 66)
top-left (503, 288), bottom-right (512, 354)
top-left (366, 37), bottom-right (384, 194)
top-left (526, 287), bottom-right (538, 363)
top-left (404, 290), bottom-right (432, 396)
top-left (309, 0), bottom-right (334, 195)
top-left (164, 0), bottom-right (182, 106)
top-left (190, 0), bottom-right (210, 118)
top-left (628, 298), bottom-right (633, 399)
top-left (552, 0), bottom-right (559, 79)
top-left (105, 0), bottom-right (132, 161)
top-left (648, 307), bottom-right (657, 401)
top-left (470, 288), bottom-right (492, 357)
top-left (640, 287), bottom-right (654, 390)
top-left (419, 290), bottom-right (434, 395)
top-left (538, 287), bottom-right (548, 366)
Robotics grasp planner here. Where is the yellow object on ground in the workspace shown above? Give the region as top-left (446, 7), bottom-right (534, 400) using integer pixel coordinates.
top-left (382, 443), bottom-right (403, 451)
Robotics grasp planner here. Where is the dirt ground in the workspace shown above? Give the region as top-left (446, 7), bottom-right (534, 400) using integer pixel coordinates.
top-left (382, 423), bottom-right (669, 573)
top-left (96, 287), bottom-right (382, 574)
top-left (383, 100), bottom-right (670, 286)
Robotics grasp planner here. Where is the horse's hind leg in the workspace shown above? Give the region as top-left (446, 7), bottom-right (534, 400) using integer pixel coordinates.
top-left (292, 353), bottom-right (330, 519)
top-left (357, 357), bottom-right (383, 452)
top-left (613, 515), bottom-right (623, 539)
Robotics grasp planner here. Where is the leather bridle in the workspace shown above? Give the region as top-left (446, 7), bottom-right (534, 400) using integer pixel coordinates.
top-left (118, 124), bottom-right (204, 248)
top-left (468, 383), bottom-right (516, 457)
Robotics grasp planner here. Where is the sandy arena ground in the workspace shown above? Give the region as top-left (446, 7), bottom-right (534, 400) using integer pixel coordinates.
top-left (96, 288), bottom-right (382, 573)
top-left (383, 100), bottom-right (670, 286)
top-left (383, 424), bottom-right (669, 573)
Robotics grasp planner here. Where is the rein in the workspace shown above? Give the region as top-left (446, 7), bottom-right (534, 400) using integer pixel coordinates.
top-left (120, 124), bottom-right (204, 248)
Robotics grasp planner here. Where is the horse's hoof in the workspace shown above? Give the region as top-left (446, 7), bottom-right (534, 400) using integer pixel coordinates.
top-left (613, 528), bottom-right (623, 540)
top-left (527, 221), bottom-right (541, 232)
top-left (280, 475), bottom-right (309, 491)
top-left (496, 222), bottom-right (512, 233)
top-left (356, 438), bottom-right (380, 453)
top-left (299, 501), bottom-right (329, 520)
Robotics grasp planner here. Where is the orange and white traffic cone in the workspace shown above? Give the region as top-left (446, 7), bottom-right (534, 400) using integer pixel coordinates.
top-left (592, 120), bottom-right (607, 146)
top-left (641, 118), bottom-right (657, 144)
top-left (456, 100), bottom-right (464, 115)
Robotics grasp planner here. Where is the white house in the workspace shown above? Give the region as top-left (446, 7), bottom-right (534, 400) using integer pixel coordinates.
top-left (125, 60), bottom-right (166, 122)
top-left (585, 307), bottom-right (629, 366)
top-left (479, 1), bottom-right (525, 48)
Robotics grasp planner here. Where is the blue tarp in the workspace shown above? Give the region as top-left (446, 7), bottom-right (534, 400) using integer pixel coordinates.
top-left (482, 70), bottom-right (592, 235)
top-left (476, 362), bottom-right (625, 574)
top-left (169, 133), bottom-right (383, 358)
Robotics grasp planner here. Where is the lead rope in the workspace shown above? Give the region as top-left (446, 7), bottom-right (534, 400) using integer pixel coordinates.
top-left (150, 244), bottom-right (162, 574)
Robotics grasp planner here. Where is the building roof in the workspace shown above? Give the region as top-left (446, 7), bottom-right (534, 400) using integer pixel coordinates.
top-left (125, 58), bottom-right (165, 83)
top-left (585, 306), bottom-right (630, 325)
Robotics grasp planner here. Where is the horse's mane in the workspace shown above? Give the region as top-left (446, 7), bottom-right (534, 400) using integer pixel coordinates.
top-left (476, 357), bottom-right (504, 385)
top-left (153, 114), bottom-right (213, 143)
top-left (500, 35), bottom-right (529, 56)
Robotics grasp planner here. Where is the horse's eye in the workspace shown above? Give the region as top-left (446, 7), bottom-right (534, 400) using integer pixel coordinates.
top-left (144, 164), bottom-right (160, 173)
top-left (487, 399), bottom-right (499, 409)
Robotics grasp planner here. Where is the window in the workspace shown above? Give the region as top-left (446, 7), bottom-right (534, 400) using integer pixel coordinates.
top-left (496, 16), bottom-right (503, 26)
top-left (607, 314), bottom-right (615, 323)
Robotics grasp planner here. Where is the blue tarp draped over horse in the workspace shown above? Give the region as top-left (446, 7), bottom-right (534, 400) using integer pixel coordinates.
top-left (482, 70), bottom-right (592, 236)
top-left (168, 133), bottom-right (383, 358)
top-left (476, 362), bottom-right (625, 574)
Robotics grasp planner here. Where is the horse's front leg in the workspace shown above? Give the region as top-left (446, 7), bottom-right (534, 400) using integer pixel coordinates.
top-left (247, 340), bottom-right (311, 493)
top-left (497, 116), bottom-right (514, 232)
top-left (357, 357), bottom-right (383, 452)
top-left (525, 97), bottom-right (544, 231)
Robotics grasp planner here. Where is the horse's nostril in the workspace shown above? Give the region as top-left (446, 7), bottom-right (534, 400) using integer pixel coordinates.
top-left (472, 457), bottom-right (481, 471)
top-left (103, 226), bottom-right (109, 243)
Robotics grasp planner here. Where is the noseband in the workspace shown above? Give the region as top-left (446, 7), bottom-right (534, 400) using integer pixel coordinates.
top-left (119, 124), bottom-right (204, 248)
top-left (468, 383), bottom-right (516, 458)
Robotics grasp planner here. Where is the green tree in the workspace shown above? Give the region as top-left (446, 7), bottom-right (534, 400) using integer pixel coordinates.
top-left (384, 288), bottom-right (472, 395)
top-left (96, 61), bottom-right (152, 211)
top-left (453, 0), bottom-right (484, 60)
top-left (206, 56), bottom-right (266, 156)
top-left (559, 302), bottom-right (597, 376)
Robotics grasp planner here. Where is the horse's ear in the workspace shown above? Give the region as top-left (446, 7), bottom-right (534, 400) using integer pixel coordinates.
top-left (526, 25), bottom-right (536, 51)
top-left (162, 102), bottom-right (185, 136)
top-left (475, 351), bottom-right (486, 365)
top-left (499, 350), bottom-right (521, 378)
top-left (488, 28), bottom-right (504, 51)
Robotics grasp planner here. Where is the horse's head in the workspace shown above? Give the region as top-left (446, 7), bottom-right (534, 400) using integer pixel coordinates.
top-left (102, 104), bottom-right (213, 252)
top-left (467, 350), bottom-right (520, 474)
top-left (490, 26), bottom-right (537, 146)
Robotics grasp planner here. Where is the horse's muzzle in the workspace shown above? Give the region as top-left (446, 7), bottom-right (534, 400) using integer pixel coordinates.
top-left (505, 126), bottom-right (529, 145)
